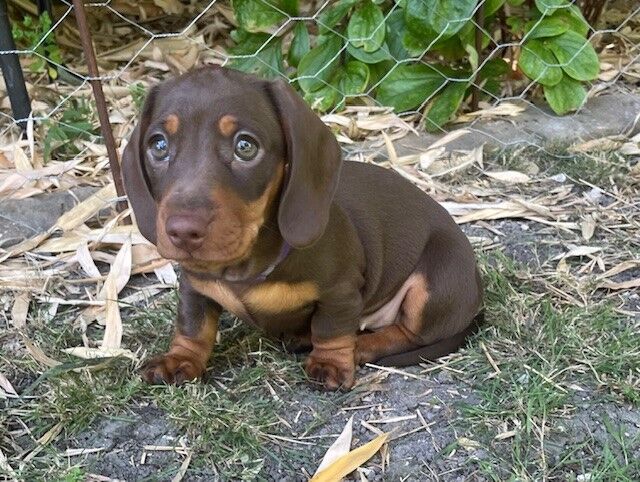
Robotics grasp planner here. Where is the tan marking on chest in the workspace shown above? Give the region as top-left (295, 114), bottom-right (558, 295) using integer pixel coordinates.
top-left (243, 281), bottom-right (318, 315)
top-left (188, 277), bottom-right (250, 320)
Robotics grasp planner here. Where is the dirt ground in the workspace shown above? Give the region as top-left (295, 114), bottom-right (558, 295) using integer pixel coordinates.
top-left (2, 143), bottom-right (639, 481)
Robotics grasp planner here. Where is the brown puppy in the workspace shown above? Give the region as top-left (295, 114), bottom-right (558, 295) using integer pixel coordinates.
top-left (122, 66), bottom-right (483, 390)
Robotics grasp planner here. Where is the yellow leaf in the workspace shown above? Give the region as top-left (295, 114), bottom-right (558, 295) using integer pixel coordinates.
top-left (311, 433), bottom-right (389, 482)
top-left (314, 416), bottom-right (354, 476)
top-left (100, 238), bottom-right (132, 350)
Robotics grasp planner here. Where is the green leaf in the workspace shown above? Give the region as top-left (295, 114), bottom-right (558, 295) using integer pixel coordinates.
top-left (404, 0), bottom-right (437, 38)
top-left (479, 58), bottom-right (510, 79)
top-left (402, 30), bottom-right (432, 57)
top-left (304, 83), bottom-right (340, 112)
top-left (543, 74), bottom-right (587, 114)
top-left (368, 60), bottom-right (396, 85)
top-left (297, 34), bottom-right (343, 93)
top-left (339, 61), bottom-right (370, 95)
top-left (346, 42), bottom-right (392, 64)
top-left (545, 30), bottom-right (599, 81)
top-left (425, 81), bottom-right (468, 131)
top-left (228, 30), bottom-right (284, 78)
top-left (347, 0), bottom-right (386, 52)
top-left (464, 43), bottom-right (479, 72)
top-left (280, 0), bottom-right (298, 15)
top-left (506, 16), bottom-right (526, 34)
top-left (428, 0), bottom-right (477, 37)
top-left (478, 59), bottom-right (508, 95)
top-left (318, 0), bottom-right (357, 34)
top-left (288, 22), bottom-right (310, 67)
top-left (534, 0), bottom-right (569, 15)
top-left (376, 64), bottom-right (446, 112)
top-left (525, 16), bottom-right (570, 39)
top-left (519, 39), bottom-right (562, 86)
top-left (558, 6), bottom-right (590, 37)
top-left (232, 0), bottom-right (286, 32)
top-left (385, 10), bottom-right (411, 60)
top-left (484, 0), bottom-right (506, 17)
top-left (527, 7), bottom-right (590, 39)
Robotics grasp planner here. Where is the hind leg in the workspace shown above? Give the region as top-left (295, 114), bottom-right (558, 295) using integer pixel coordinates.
top-left (356, 324), bottom-right (421, 365)
top-left (356, 274), bottom-right (427, 364)
top-left (356, 237), bottom-right (482, 366)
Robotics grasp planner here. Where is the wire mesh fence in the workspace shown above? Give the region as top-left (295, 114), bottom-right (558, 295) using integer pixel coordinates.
top-left (1, 3), bottom-right (640, 477)
top-left (0, 0), bottom-right (638, 247)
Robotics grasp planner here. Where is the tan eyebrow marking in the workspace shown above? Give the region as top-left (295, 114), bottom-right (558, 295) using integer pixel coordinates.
top-left (218, 115), bottom-right (238, 137)
top-left (164, 114), bottom-right (179, 135)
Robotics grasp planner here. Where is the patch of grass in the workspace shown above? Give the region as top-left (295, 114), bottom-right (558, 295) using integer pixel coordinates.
top-left (488, 145), bottom-right (631, 186)
top-left (2, 292), bottom-right (312, 480)
top-left (452, 251), bottom-right (640, 479)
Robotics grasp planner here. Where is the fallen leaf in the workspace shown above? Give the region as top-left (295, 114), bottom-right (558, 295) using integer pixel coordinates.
top-left (580, 215), bottom-right (597, 241)
top-left (154, 263), bottom-right (178, 285)
top-left (100, 238), bottom-right (132, 350)
top-left (597, 278), bottom-right (640, 290)
top-left (418, 147), bottom-right (446, 171)
top-left (485, 170), bottom-right (531, 184)
top-left (22, 338), bottom-right (61, 367)
top-left (569, 137), bottom-right (622, 153)
top-left (458, 437), bottom-right (482, 451)
top-left (11, 292), bottom-right (30, 328)
top-left (76, 243), bottom-right (101, 278)
top-left (554, 246), bottom-right (602, 260)
top-left (315, 416), bottom-right (354, 476)
top-left (56, 183), bottom-right (117, 232)
top-left (0, 372), bottom-right (18, 396)
top-left (311, 432), bottom-right (389, 482)
top-left (63, 347), bottom-right (137, 360)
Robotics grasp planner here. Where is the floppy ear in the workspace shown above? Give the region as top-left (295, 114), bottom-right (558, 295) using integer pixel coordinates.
top-left (121, 88), bottom-right (158, 244)
top-left (267, 78), bottom-right (342, 248)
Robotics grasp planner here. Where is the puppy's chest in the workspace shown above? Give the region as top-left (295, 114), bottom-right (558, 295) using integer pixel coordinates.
top-left (188, 277), bottom-right (318, 326)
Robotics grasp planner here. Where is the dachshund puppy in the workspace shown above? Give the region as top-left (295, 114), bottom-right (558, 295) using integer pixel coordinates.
top-left (122, 66), bottom-right (483, 390)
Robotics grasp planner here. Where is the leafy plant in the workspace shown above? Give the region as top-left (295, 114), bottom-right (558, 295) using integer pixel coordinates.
top-left (43, 98), bottom-right (99, 161)
top-left (12, 12), bottom-right (62, 79)
top-left (129, 82), bottom-right (148, 112)
top-left (227, 0), bottom-right (600, 129)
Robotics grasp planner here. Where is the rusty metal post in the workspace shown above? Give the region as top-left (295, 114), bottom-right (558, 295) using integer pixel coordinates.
top-left (471, 2), bottom-right (485, 112)
top-left (72, 0), bottom-right (128, 213)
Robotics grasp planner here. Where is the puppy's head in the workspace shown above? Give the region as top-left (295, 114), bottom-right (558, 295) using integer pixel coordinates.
top-left (122, 66), bottom-right (342, 270)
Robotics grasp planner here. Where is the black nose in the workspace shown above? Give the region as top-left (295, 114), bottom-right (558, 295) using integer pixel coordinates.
top-left (165, 215), bottom-right (207, 251)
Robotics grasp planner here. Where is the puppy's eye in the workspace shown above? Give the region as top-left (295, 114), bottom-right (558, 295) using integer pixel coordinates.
top-left (149, 134), bottom-right (169, 161)
top-left (234, 135), bottom-right (259, 161)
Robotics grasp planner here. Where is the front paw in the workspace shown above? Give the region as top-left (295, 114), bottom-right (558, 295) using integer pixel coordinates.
top-left (305, 353), bottom-right (355, 390)
top-left (141, 353), bottom-right (205, 385)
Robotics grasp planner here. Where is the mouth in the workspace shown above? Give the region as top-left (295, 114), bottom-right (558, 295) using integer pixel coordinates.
top-left (157, 226), bottom-right (258, 269)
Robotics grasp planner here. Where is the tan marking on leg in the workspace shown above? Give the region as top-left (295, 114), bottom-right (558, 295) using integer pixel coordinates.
top-left (398, 273), bottom-right (429, 334)
top-left (142, 306), bottom-right (219, 384)
top-left (356, 273), bottom-right (429, 365)
top-left (164, 114), bottom-right (179, 135)
top-left (243, 281), bottom-right (318, 314)
top-left (218, 114), bottom-right (237, 137)
top-left (306, 334), bottom-right (357, 390)
top-left (356, 324), bottom-right (420, 365)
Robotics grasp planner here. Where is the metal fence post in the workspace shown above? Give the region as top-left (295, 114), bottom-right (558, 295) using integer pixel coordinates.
top-left (72, 0), bottom-right (128, 213)
top-left (0, 0), bottom-right (32, 131)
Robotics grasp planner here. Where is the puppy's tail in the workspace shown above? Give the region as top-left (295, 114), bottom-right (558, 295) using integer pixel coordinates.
top-left (375, 310), bottom-right (485, 368)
